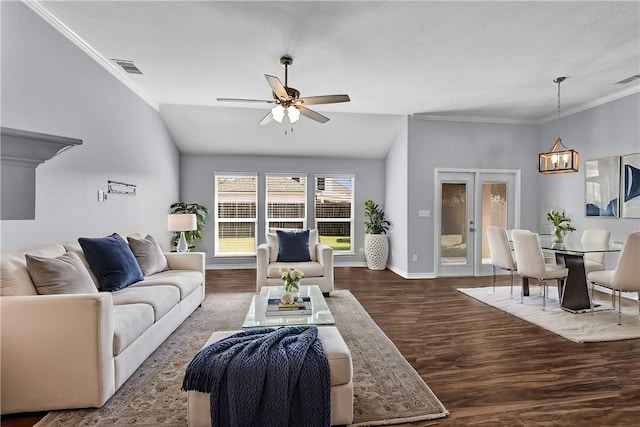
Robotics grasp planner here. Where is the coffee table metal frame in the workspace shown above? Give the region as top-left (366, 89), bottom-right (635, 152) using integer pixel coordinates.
top-left (242, 284), bottom-right (335, 329)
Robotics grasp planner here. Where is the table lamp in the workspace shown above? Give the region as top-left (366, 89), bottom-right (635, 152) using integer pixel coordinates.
top-left (167, 214), bottom-right (197, 253)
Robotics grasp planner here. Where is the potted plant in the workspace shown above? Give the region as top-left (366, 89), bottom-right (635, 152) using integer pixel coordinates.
top-left (169, 202), bottom-right (208, 251)
top-left (364, 199), bottom-right (391, 270)
top-left (546, 209), bottom-right (576, 243)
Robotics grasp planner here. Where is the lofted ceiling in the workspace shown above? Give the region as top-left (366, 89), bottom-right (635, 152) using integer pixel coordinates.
top-left (29, 1), bottom-right (640, 159)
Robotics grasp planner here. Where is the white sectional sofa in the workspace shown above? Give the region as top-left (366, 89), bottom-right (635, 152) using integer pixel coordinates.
top-left (0, 233), bottom-right (205, 415)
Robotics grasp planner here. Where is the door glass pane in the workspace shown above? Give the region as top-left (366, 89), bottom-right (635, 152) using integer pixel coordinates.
top-left (441, 183), bottom-right (467, 265)
top-left (481, 183), bottom-right (508, 261)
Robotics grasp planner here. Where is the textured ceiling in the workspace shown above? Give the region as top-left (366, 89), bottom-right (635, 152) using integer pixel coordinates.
top-left (30, 1), bottom-right (640, 159)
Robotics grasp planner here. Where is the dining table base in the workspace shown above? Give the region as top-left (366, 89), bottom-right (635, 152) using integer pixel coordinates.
top-left (554, 252), bottom-right (593, 313)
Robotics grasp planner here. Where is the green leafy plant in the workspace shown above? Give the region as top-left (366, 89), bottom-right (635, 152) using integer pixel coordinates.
top-left (364, 200), bottom-right (390, 234)
top-left (169, 202), bottom-right (208, 250)
top-left (546, 209), bottom-right (576, 241)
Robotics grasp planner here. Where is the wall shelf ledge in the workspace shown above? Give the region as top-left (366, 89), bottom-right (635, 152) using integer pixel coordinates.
top-left (1, 127), bottom-right (83, 220)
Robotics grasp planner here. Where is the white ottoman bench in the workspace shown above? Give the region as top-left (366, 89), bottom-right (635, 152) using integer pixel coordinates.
top-left (187, 326), bottom-right (353, 426)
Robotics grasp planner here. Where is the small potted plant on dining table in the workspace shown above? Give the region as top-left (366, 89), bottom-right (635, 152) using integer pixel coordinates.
top-left (279, 266), bottom-right (304, 305)
top-left (547, 209), bottom-right (576, 243)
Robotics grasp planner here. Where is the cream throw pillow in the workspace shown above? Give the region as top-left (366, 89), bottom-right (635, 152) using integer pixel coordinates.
top-left (25, 251), bottom-right (98, 295)
top-left (127, 234), bottom-right (168, 276)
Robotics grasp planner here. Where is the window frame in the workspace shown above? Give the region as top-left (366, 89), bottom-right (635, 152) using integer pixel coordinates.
top-left (314, 174), bottom-right (355, 254)
top-left (265, 173), bottom-right (308, 232)
top-left (214, 172), bottom-right (258, 257)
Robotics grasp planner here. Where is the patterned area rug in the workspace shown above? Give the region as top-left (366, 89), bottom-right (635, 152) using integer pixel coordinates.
top-left (458, 286), bottom-right (640, 343)
top-left (36, 290), bottom-right (448, 426)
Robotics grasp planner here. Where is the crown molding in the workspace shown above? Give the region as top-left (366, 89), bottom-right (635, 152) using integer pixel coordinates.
top-left (23, 0), bottom-right (159, 111)
top-left (412, 84), bottom-right (639, 125)
top-left (410, 114), bottom-right (538, 125)
top-left (538, 85), bottom-right (639, 124)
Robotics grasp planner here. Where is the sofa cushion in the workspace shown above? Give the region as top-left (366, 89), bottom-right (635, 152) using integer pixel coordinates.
top-left (78, 233), bottom-right (144, 291)
top-left (276, 229), bottom-right (311, 262)
top-left (127, 234), bottom-right (168, 276)
top-left (110, 285), bottom-right (180, 322)
top-left (113, 303), bottom-right (154, 356)
top-left (267, 261), bottom-right (324, 279)
top-left (130, 270), bottom-right (203, 300)
top-left (0, 245), bottom-right (66, 296)
top-left (268, 229), bottom-right (318, 262)
top-left (25, 252), bottom-right (98, 295)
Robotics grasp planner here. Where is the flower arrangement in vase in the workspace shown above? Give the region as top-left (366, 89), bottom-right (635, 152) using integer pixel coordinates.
top-left (546, 209), bottom-right (576, 243)
top-left (279, 266), bottom-right (304, 305)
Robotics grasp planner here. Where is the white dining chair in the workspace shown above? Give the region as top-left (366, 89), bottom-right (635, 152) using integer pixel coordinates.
top-left (581, 229), bottom-right (612, 306)
top-left (581, 229), bottom-right (610, 275)
top-left (511, 229), bottom-right (569, 309)
top-left (588, 231), bottom-right (640, 325)
top-left (487, 226), bottom-right (517, 297)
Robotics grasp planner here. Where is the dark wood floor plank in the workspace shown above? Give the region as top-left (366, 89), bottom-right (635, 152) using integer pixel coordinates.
top-left (2, 267), bottom-right (638, 426)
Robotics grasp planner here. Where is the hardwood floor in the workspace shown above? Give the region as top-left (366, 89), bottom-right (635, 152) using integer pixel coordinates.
top-left (3, 267), bottom-right (639, 426)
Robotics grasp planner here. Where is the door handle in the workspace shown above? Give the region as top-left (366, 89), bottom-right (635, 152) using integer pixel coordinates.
top-left (469, 228), bottom-right (476, 232)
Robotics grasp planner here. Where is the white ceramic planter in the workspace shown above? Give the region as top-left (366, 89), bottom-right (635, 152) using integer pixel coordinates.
top-left (364, 234), bottom-right (389, 270)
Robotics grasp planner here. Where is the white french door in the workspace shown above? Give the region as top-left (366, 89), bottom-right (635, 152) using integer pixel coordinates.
top-left (435, 169), bottom-right (520, 277)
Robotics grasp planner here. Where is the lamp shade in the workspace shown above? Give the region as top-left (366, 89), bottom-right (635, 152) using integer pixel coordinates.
top-left (287, 106), bottom-right (300, 123)
top-left (167, 214), bottom-right (197, 232)
top-left (271, 105), bottom-right (285, 123)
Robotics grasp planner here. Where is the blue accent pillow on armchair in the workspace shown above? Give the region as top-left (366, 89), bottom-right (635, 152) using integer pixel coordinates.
top-left (276, 229), bottom-right (311, 262)
top-left (78, 233), bottom-right (144, 291)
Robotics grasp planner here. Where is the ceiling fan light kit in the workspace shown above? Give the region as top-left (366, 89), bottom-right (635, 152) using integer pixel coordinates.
top-left (538, 76), bottom-right (579, 175)
top-left (217, 56), bottom-right (350, 129)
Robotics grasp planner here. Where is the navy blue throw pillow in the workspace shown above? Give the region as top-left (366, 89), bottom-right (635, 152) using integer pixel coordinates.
top-left (78, 233), bottom-right (144, 291)
top-left (276, 229), bottom-right (311, 262)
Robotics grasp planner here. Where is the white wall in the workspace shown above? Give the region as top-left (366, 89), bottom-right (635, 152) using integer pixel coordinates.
top-left (404, 119), bottom-right (540, 276)
top-left (384, 118), bottom-right (409, 275)
top-left (0, 2), bottom-right (180, 251)
top-left (538, 93), bottom-right (640, 269)
top-left (180, 154), bottom-right (384, 267)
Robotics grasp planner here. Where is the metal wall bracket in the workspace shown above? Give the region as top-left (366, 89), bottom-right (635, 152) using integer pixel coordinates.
top-left (107, 180), bottom-right (136, 195)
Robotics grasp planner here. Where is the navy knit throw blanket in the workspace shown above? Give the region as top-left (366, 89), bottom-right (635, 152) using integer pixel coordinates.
top-left (182, 326), bottom-right (331, 427)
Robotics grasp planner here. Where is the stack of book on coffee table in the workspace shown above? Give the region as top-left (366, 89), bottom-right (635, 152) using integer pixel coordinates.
top-left (265, 297), bottom-right (312, 316)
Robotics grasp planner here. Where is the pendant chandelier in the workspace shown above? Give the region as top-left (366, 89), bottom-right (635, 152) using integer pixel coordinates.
top-left (538, 77), bottom-right (579, 174)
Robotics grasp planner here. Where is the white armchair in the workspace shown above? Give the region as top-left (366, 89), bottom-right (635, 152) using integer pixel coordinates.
top-left (256, 230), bottom-right (334, 295)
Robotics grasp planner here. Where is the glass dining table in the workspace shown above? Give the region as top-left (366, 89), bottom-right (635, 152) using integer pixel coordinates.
top-left (535, 235), bottom-right (623, 313)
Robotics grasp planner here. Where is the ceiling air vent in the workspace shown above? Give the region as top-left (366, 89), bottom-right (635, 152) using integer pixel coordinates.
top-left (615, 74), bottom-right (640, 84)
top-left (112, 59), bottom-right (143, 75)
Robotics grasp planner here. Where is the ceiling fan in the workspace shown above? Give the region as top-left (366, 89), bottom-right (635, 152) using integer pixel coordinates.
top-left (217, 56), bottom-right (350, 125)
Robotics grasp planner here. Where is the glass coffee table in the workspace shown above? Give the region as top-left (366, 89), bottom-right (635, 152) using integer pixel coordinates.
top-left (242, 285), bottom-right (335, 329)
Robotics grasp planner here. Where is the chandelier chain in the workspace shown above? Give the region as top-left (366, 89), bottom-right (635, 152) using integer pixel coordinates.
top-left (557, 79), bottom-right (561, 122)
top-left (554, 76), bottom-right (566, 138)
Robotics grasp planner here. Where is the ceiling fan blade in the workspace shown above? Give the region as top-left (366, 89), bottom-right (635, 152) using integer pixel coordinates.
top-left (265, 75), bottom-right (290, 101)
top-left (217, 98), bottom-right (276, 104)
top-left (298, 106), bottom-right (330, 123)
top-left (258, 111), bottom-right (273, 125)
top-left (296, 94), bottom-right (350, 105)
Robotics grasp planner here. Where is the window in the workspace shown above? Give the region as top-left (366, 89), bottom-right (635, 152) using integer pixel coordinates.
top-left (266, 174), bottom-right (307, 230)
top-left (314, 175), bottom-right (354, 252)
top-left (214, 173), bottom-right (257, 255)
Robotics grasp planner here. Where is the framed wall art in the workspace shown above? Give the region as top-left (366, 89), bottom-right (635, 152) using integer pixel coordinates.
top-left (621, 153), bottom-right (640, 218)
top-left (585, 156), bottom-right (620, 217)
